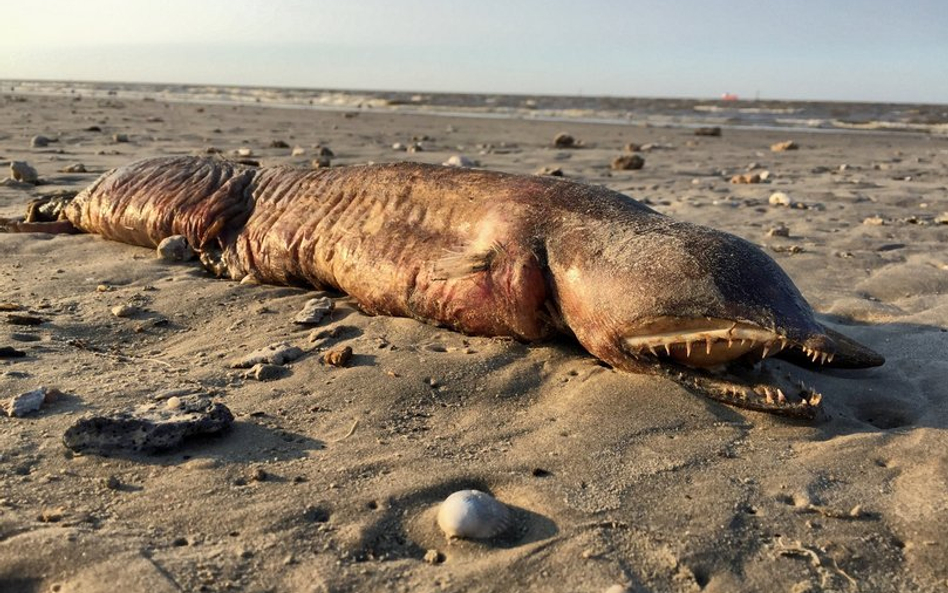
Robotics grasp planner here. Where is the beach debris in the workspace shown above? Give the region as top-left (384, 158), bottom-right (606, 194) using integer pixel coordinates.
top-left (771, 140), bottom-right (799, 152)
top-left (934, 212), bottom-right (948, 225)
top-left (62, 396), bottom-right (234, 453)
top-left (862, 216), bottom-right (886, 226)
top-left (767, 223), bottom-right (791, 238)
top-left (443, 155), bottom-right (477, 168)
top-left (0, 346), bottom-right (27, 358)
top-left (694, 126), bottom-right (722, 137)
top-left (5, 386), bottom-right (59, 417)
top-left (59, 163), bottom-right (87, 173)
top-left (10, 161), bottom-right (39, 184)
top-left (269, 139), bottom-right (290, 149)
top-left (408, 142), bottom-right (425, 153)
top-left (731, 173), bottom-right (762, 184)
top-left (534, 166), bottom-right (565, 177)
top-left (6, 313), bottom-right (45, 326)
top-left (322, 345), bottom-right (353, 367)
top-left (437, 489), bottom-right (512, 540)
top-left (111, 304), bottom-right (141, 318)
top-left (293, 296), bottom-right (334, 325)
top-left (156, 235), bottom-right (195, 261)
top-left (312, 155), bottom-right (332, 168)
top-left (423, 549), bottom-right (445, 564)
top-left (291, 146), bottom-right (306, 156)
top-left (112, 133), bottom-right (129, 143)
top-left (392, 142), bottom-right (407, 151)
top-left (231, 342), bottom-right (304, 368)
top-left (553, 132), bottom-right (579, 149)
top-left (624, 142), bottom-right (641, 153)
top-left (235, 147), bottom-right (253, 157)
top-left (768, 192), bottom-right (794, 207)
top-left (243, 363), bottom-right (286, 381)
top-left (611, 154), bottom-right (645, 171)
top-left (30, 135), bottom-right (51, 148)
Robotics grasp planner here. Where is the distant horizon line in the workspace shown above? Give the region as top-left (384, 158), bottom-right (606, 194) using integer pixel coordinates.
top-left (4, 77), bottom-right (946, 108)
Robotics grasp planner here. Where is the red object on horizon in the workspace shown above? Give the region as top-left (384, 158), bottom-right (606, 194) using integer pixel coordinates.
top-left (721, 93), bottom-right (739, 101)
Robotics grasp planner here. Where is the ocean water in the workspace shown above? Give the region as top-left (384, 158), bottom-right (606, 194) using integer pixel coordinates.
top-left (5, 79), bottom-right (948, 135)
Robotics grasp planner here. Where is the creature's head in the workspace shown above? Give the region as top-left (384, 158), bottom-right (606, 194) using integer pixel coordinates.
top-left (545, 213), bottom-right (882, 416)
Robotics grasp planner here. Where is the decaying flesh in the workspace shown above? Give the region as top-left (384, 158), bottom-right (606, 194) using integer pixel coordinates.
top-left (3, 157), bottom-right (884, 419)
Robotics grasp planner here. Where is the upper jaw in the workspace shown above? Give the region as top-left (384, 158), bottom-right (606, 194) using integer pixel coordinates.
top-left (621, 317), bottom-right (836, 369)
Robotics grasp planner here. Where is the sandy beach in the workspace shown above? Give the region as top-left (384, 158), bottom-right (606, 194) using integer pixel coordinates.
top-left (1, 92), bottom-right (947, 592)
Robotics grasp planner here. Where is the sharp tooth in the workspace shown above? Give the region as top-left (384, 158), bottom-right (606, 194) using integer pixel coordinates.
top-left (764, 388), bottom-right (775, 404)
top-left (808, 392), bottom-right (823, 406)
top-left (820, 352), bottom-right (828, 365)
top-left (828, 352), bottom-right (835, 363)
top-left (647, 344), bottom-right (658, 356)
top-left (777, 389), bottom-right (786, 403)
top-left (762, 343), bottom-right (771, 358)
top-left (811, 350), bottom-right (820, 363)
top-left (685, 340), bottom-right (693, 357)
top-left (780, 338), bottom-right (788, 351)
top-left (727, 337), bottom-right (733, 348)
top-left (706, 337), bottom-right (713, 355)
top-left (663, 343), bottom-right (672, 356)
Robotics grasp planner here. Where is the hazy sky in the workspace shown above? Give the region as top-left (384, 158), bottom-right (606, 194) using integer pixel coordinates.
top-left (3, 0), bottom-right (947, 103)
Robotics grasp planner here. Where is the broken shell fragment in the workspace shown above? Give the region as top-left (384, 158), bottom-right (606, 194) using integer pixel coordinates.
top-left (293, 297), bottom-right (334, 325)
top-left (437, 489), bottom-right (512, 540)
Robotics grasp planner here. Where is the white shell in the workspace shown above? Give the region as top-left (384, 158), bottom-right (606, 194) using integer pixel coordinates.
top-left (437, 489), bottom-right (511, 540)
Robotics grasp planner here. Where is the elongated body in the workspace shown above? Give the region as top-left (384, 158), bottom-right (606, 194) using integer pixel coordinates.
top-left (40, 157), bottom-right (883, 417)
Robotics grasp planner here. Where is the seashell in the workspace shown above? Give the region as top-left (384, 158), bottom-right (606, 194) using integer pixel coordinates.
top-left (437, 489), bottom-right (512, 540)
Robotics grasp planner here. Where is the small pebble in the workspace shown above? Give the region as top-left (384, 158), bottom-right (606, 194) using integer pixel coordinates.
top-left (111, 304), bottom-right (140, 318)
top-left (553, 132), bottom-right (577, 148)
top-left (423, 549), bottom-right (445, 564)
top-left (771, 140), bottom-right (799, 152)
top-left (31, 135), bottom-right (50, 148)
top-left (611, 154), bottom-right (644, 171)
top-left (534, 165), bottom-right (565, 177)
top-left (156, 235), bottom-right (195, 261)
top-left (60, 163), bottom-right (87, 173)
top-left (769, 192), bottom-right (793, 207)
top-left (10, 161), bottom-right (39, 183)
top-left (112, 133), bottom-right (129, 143)
top-left (244, 363), bottom-right (286, 381)
top-left (443, 155), bottom-right (476, 168)
top-left (323, 346), bottom-right (353, 367)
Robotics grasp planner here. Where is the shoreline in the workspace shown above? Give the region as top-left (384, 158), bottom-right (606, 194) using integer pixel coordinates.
top-left (5, 79), bottom-right (947, 137)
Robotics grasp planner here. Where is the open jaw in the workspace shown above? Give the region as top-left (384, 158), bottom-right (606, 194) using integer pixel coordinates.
top-left (622, 318), bottom-right (834, 419)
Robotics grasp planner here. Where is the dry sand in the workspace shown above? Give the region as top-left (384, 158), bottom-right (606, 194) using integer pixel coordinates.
top-left (1, 94), bottom-right (947, 592)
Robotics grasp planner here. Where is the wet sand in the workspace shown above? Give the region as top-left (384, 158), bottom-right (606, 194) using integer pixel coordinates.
top-left (1, 94), bottom-right (947, 592)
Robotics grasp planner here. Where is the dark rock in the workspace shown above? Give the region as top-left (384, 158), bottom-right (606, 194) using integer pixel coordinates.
top-left (62, 396), bottom-right (234, 453)
top-left (553, 133), bottom-right (577, 149)
top-left (611, 154), bottom-right (645, 171)
top-left (694, 127), bottom-right (722, 137)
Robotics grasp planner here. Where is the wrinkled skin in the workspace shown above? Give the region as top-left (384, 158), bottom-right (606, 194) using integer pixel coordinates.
top-left (6, 156), bottom-right (884, 419)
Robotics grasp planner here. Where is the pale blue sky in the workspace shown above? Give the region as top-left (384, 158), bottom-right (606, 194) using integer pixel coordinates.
top-left (2, 0), bottom-right (946, 103)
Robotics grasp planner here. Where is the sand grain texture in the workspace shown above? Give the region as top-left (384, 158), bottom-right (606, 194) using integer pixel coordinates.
top-left (1, 93), bottom-right (946, 592)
